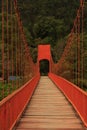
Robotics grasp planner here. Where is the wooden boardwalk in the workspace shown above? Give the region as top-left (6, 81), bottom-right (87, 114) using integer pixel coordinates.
top-left (15, 76), bottom-right (85, 130)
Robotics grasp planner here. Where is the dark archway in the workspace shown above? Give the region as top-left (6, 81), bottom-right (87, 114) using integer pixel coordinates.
top-left (39, 60), bottom-right (49, 76)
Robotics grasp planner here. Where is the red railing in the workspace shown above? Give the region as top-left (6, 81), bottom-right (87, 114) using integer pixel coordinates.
top-left (50, 0), bottom-right (85, 88)
top-left (0, 73), bottom-right (40, 130)
top-left (49, 73), bottom-right (87, 127)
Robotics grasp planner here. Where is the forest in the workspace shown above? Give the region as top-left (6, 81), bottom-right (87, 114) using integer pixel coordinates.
top-left (18, 0), bottom-right (80, 61)
top-left (0, 0), bottom-right (87, 93)
top-left (17, 0), bottom-right (87, 90)
top-left (17, 0), bottom-right (87, 61)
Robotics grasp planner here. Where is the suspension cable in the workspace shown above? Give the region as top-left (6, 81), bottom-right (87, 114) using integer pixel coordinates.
top-left (81, 0), bottom-right (84, 88)
top-left (6, 0), bottom-right (10, 94)
top-left (51, 0), bottom-right (84, 88)
top-left (77, 9), bottom-right (81, 86)
top-left (11, 0), bottom-right (14, 89)
top-left (2, 0), bottom-right (5, 98)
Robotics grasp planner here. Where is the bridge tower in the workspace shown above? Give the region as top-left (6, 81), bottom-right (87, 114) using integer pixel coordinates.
top-left (38, 45), bottom-right (52, 75)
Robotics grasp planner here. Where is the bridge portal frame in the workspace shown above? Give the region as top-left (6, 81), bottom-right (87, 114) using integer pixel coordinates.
top-left (38, 44), bottom-right (52, 73)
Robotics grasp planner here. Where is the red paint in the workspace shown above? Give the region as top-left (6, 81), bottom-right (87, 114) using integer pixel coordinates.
top-left (38, 44), bottom-right (53, 72)
top-left (0, 73), bottom-right (40, 130)
top-left (38, 45), bottom-right (51, 62)
top-left (49, 73), bottom-right (87, 127)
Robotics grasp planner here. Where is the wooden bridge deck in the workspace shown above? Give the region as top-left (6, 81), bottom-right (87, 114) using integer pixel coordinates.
top-left (15, 76), bottom-right (85, 130)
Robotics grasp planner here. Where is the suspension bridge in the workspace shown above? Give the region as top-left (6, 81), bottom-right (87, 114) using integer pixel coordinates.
top-left (0, 0), bottom-right (87, 130)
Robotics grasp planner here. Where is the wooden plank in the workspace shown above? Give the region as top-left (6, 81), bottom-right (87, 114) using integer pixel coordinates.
top-left (15, 76), bottom-right (85, 130)
top-left (20, 117), bottom-right (81, 123)
top-left (17, 128), bottom-right (84, 130)
top-left (15, 122), bottom-right (83, 129)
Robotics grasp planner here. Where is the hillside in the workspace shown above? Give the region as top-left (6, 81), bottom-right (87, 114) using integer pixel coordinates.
top-left (18, 0), bottom-right (80, 49)
top-left (17, 0), bottom-right (87, 90)
top-left (0, 0), bottom-right (87, 90)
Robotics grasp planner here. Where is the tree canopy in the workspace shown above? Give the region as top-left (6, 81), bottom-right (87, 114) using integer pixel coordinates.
top-left (18, 0), bottom-right (80, 47)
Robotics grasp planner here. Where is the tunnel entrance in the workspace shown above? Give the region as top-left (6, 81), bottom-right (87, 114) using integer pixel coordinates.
top-left (39, 60), bottom-right (49, 76)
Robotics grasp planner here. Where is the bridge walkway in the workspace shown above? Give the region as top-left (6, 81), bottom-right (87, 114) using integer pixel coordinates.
top-left (15, 76), bottom-right (85, 130)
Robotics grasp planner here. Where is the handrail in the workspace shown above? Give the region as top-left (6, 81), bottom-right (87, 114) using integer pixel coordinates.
top-left (49, 73), bottom-right (87, 127)
top-left (0, 73), bottom-right (40, 130)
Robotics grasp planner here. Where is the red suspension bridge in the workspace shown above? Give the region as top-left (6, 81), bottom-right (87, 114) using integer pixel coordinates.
top-left (0, 0), bottom-right (87, 130)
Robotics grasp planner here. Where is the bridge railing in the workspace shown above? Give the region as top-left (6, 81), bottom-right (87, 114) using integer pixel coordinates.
top-left (49, 73), bottom-right (87, 127)
top-left (0, 73), bottom-right (40, 130)
top-left (0, 0), bottom-right (39, 101)
top-left (50, 0), bottom-right (86, 89)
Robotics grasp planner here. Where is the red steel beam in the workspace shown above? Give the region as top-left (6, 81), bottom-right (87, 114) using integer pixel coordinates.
top-left (0, 73), bottom-right (40, 130)
top-left (49, 73), bottom-right (87, 127)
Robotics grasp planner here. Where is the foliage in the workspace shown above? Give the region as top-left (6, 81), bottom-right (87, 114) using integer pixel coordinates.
top-left (18, 0), bottom-right (80, 48)
top-left (0, 0), bottom-right (87, 92)
top-left (33, 17), bottom-right (65, 45)
top-left (0, 82), bottom-right (17, 100)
